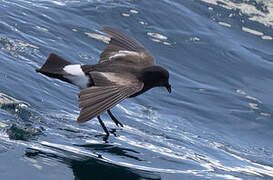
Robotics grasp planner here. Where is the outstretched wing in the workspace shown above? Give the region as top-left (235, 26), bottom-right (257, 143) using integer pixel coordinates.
top-left (77, 72), bottom-right (143, 123)
top-left (99, 27), bottom-right (155, 67)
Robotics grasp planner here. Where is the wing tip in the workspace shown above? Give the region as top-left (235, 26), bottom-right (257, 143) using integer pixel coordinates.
top-left (77, 116), bottom-right (88, 123)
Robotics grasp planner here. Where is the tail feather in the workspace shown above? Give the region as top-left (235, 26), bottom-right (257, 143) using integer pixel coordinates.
top-left (36, 53), bottom-right (71, 73)
top-left (36, 53), bottom-right (72, 83)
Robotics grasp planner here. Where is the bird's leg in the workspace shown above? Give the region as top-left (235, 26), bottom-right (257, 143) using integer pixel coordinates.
top-left (97, 116), bottom-right (109, 136)
top-left (107, 110), bottom-right (123, 127)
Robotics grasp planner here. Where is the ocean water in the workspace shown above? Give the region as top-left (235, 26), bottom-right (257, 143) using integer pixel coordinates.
top-left (0, 0), bottom-right (273, 179)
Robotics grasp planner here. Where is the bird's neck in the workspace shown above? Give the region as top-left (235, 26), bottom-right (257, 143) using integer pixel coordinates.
top-left (137, 66), bottom-right (160, 86)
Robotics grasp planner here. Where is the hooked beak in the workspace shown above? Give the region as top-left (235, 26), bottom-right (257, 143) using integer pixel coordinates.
top-left (165, 84), bottom-right (172, 93)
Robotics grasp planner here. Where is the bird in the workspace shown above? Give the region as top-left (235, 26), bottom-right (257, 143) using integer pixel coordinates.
top-left (36, 27), bottom-right (171, 136)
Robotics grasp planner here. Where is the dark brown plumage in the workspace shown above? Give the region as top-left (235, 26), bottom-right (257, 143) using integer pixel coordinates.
top-left (36, 27), bottom-right (171, 136)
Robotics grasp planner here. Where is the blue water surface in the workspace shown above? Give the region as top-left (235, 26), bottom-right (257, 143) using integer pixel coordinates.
top-left (0, 0), bottom-right (273, 179)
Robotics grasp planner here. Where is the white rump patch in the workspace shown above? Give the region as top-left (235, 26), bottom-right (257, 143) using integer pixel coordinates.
top-left (63, 64), bottom-right (89, 89)
top-left (63, 64), bottom-right (85, 76)
top-left (109, 50), bottom-right (140, 59)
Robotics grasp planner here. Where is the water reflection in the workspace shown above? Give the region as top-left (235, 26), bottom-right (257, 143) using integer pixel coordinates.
top-left (75, 143), bottom-right (142, 161)
top-left (25, 144), bottom-right (161, 180)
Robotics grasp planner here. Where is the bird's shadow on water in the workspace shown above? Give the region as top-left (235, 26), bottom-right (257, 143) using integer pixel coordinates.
top-left (25, 143), bottom-right (161, 180)
top-left (75, 143), bottom-right (142, 161)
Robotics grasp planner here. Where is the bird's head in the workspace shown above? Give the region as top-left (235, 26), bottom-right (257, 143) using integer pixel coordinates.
top-left (140, 66), bottom-right (171, 93)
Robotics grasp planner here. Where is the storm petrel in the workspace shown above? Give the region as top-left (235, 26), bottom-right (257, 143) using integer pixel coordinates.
top-left (36, 27), bottom-right (171, 136)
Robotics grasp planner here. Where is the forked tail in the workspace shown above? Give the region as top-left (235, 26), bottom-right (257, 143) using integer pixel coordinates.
top-left (36, 53), bottom-right (90, 89)
top-left (36, 53), bottom-right (72, 83)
